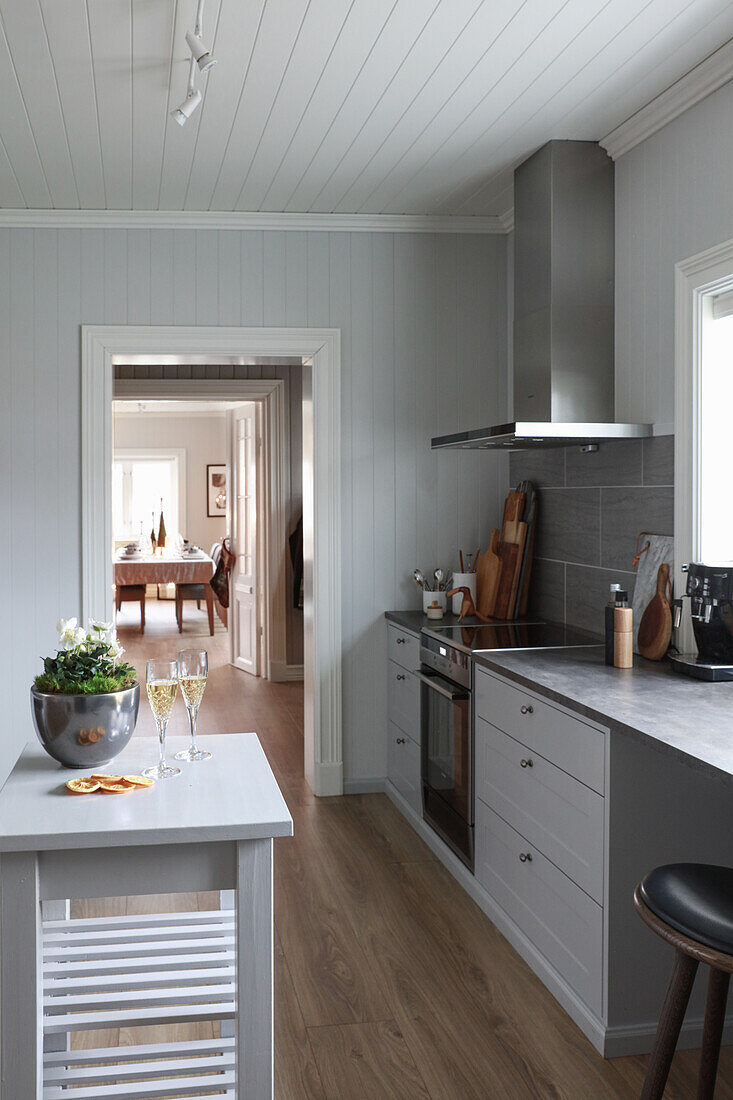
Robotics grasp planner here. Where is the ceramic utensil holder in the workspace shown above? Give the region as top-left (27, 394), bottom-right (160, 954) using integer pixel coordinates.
top-left (451, 573), bottom-right (476, 615)
top-left (423, 590), bottom-right (447, 614)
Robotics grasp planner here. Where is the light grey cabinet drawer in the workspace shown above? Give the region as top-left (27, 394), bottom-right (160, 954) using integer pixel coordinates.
top-left (475, 669), bottom-right (605, 794)
top-left (476, 718), bottom-right (604, 903)
top-left (475, 800), bottom-right (603, 1016)
top-left (387, 722), bottom-right (422, 816)
top-left (388, 660), bottom-right (420, 740)
top-left (388, 624), bottom-right (420, 672)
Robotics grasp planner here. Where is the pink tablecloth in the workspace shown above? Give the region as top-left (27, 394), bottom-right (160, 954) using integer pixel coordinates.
top-left (114, 554), bottom-right (214, 586)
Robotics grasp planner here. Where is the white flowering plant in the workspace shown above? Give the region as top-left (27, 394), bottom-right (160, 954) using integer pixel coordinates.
top-left (33, 619), bottom-right (136, 695)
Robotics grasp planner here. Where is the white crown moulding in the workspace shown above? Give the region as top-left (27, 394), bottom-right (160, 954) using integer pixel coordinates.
top-left (602, 37), bottom-right (733, 160)
top-left (0, 207), bottom-right (510, 234)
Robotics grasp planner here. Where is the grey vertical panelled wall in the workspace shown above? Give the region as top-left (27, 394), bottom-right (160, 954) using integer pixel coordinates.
top-left (0, 228), bottom-right (508, 788)
top-left (615, 77), bottom-right (733, 426)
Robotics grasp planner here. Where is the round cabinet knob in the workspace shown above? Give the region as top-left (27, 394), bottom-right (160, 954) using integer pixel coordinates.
top-left (396, 637), bottom-right (406, 644)
top-left (396, 737), bottom-right (406, 744)
top-left (520, 758), bottom-right (533, 769)
top-left (396, 674), bottom-right (406, 681)
top-left (519, 852), bottom-right (533, 863)
top-left (520, 704), bottom-right (534, 715)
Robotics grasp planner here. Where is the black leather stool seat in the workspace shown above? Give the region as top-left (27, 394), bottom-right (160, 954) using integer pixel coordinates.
top-left (640, 864), bottom-right (733, 955)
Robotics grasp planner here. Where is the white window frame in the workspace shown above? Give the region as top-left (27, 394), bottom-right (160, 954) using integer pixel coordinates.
top-left (112, 448), bottom-right (187, 544)
top-left (675, 235), bottom-right (733, 653)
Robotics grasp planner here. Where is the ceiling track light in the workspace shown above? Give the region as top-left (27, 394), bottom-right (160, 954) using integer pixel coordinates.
top-left (170, 0), bottom-right (217, 127)
top-left (186, 29), bottom-right (217, 73)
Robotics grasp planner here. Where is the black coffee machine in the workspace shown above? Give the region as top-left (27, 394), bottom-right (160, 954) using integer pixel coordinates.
top-left (669, 562), bottom-right (733, 681)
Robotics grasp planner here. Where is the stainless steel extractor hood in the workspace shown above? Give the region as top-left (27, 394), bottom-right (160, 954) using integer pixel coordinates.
top-left (432, 141), bottom-right (652, 451)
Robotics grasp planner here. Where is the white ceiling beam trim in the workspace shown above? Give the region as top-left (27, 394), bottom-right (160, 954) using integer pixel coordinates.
top-left (601, 36), bottom-right (733, 159)
top-left (0, 208), bottom-right (510, 234)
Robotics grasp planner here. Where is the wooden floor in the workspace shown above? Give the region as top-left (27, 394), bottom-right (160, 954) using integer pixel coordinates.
top-left (67, 599), bottom-right (733, 1098)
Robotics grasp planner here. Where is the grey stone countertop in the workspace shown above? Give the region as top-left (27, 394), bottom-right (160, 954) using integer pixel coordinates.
top-left (474, 646), bottom-right (733, 783)
top-left (385, 609), bottom-right (494, 633)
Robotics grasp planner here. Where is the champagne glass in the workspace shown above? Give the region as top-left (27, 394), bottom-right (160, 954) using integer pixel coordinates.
top-left (174, 650), bottom-right (210, 762)
top-left (143, 659), bottom-right (181, 779)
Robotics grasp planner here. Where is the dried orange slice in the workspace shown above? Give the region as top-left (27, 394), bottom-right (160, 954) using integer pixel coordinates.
top-left (66, 778), bottom-right (100, 795)
top-left (123, 775), bottom-right (155, 788)
top-left (92, 773), bottom-right (123, 783)
top-left (99, 780), bottom-right (135, 794)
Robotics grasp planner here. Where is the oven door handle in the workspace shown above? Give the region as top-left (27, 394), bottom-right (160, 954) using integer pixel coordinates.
top-left (414, 670), bottom-right (470, 701)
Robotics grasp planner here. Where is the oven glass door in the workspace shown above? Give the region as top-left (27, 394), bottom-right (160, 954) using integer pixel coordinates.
top-left (417, 669), bottom-right (472, 863)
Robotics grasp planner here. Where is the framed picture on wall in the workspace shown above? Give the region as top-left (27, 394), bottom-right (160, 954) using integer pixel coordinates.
top-left (207, 464), bottom-right (227, 517)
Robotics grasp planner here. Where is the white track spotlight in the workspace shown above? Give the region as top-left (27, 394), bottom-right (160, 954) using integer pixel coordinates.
top-left (185, 29), bottom-right (217, 72)
top-left (170, 88), bottom-right (202, 126)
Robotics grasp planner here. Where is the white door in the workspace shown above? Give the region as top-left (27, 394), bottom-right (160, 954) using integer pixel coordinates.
top-left (229, 403), bottom-right (260, 676)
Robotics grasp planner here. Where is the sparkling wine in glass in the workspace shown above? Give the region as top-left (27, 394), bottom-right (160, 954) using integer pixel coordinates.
top-left (174, 650), bottom-right (210, 762)
top-left (143, 658), bottom-right (181, 779)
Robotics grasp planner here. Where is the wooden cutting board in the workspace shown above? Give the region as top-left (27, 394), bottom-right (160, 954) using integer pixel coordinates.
top-left (493, 541), bottom-right (519, 620)
top-left (475, 530), bottom-right (502, 618)
top-left (508, 521), bottom-right (528, 619)
top-left (501, 492), bottom-right (526, 545)
top-left (638, 562), bottom-right (673, 660)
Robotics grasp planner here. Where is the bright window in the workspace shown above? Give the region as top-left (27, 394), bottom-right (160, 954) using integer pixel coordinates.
top-left (112, 450), bottom-right (184, 544)
top-left (700, 298), bottom-right (733, 561)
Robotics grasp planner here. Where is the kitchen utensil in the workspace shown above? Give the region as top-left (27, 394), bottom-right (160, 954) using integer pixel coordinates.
top-left (471, 547), bottom-right (480, 572)
top-left (413, 568), bottom-right (428, 591)
top-left (494, 542), bottom-right (520, 620)
top-left (475, 531), bottom-right (502, 618)
top-left (631, 534), bottom-right (674, 653)
top-left (434, 568), bottom-right (444, 592)
top-left (638, 563), bottom-right (673, 661)
top-left (459, 550), bottom-right (465, 572)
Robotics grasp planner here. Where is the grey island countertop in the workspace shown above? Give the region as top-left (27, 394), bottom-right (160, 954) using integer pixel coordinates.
top-left (476, 646), bottom-right (733, 783)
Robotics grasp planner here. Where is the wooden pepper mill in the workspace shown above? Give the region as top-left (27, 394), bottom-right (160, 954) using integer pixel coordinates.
top-left (614, 605), bottom-right (633, 668)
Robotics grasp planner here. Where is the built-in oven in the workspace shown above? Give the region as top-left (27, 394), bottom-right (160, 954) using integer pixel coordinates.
top-left (416, 632), bottom-right (473, 871)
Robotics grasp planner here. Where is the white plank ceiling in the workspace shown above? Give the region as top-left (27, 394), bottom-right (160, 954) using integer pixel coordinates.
top-left (1, 0), bottom-right (732, 215)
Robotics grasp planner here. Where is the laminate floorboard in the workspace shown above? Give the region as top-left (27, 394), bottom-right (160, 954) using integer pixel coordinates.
top-left (60, 601), bottom-right (727, 1097)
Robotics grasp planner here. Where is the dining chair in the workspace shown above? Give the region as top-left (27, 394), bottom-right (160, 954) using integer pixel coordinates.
top-left (114, 584), bottom-right (146, 632)
top-left (174, 543), bottom-right (221, 636)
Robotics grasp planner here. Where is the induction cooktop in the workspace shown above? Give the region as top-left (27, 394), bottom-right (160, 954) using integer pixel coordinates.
top-left (422, 619), bottom-right (602, 655)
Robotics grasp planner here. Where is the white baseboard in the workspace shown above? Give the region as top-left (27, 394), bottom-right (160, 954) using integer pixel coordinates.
top-left (269, 661), bottom-right (304, 682)
top-left (312, 760), bottom-right (343, 797)
top-left (343, 777), bottom-right (386, 795)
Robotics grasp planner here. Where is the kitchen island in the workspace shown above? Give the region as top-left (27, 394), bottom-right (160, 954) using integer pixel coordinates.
top-left (0, 732), bottom-right (293, 1099)
top-left (384, 611), bottom-right (733, 1057)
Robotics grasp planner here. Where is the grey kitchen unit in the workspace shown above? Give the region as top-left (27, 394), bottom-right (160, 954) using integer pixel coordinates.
top-left (384, 616), bottom-right (733, 1058)
top-left (386, 623), bottom-right (421, 816)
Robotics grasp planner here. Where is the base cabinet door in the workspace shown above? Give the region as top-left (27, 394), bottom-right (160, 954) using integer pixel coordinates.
top-left (475, 800), bottom-right (602, 1016)
top-left (388, 660), bottom-right (420, 739)
top-left (387, 724), bottom-right (421, 817)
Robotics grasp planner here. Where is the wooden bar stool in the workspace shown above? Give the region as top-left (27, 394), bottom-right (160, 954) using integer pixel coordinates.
top-left (635, 864), bottom-right (733, 1100)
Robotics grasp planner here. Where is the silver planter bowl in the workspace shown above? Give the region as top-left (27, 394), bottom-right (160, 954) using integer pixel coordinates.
top-left (30, 684), bottom-right (140, 769)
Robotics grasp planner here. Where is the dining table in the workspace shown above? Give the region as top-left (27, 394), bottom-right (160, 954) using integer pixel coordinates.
top-left (114, 550), bottom-right (216, 634)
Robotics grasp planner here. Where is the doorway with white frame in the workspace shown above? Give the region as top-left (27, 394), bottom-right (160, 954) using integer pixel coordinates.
top-left (82, 325), bottom-right (343, 799)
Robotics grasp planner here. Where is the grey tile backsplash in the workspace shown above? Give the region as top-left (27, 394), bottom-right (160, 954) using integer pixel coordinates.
top-left (509, 436), bottom-right (674, 635)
